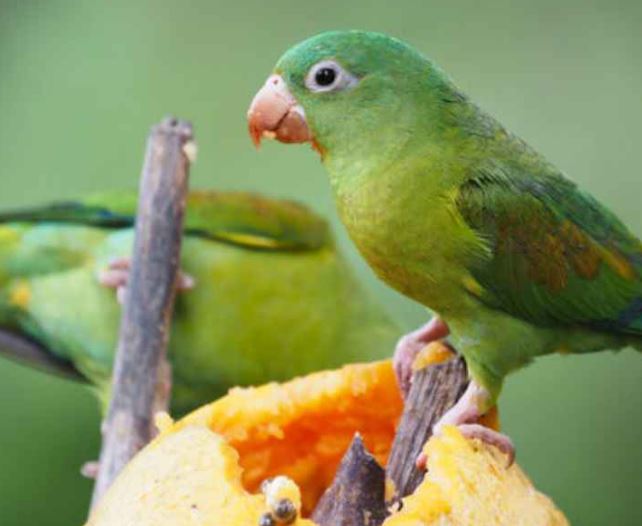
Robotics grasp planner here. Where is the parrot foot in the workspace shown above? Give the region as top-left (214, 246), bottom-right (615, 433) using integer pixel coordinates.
top-left (421, 380), bottom-right (515, 468)
top-left (393, 317), bottom-right (449, 397)
top-left (415, 424), bottom-right (514, 470)
top-left (98, 257), bottom-right (195, 304)
top-left (81, 461), bottom-right (99, 479)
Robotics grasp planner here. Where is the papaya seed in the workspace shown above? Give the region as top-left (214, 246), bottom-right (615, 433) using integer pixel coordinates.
top-left (258, 512), bottom-right (276, 526)
top-left (273, 498), bottom-right (297, 524)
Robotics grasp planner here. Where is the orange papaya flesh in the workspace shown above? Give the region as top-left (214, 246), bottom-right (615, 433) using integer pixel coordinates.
top-left (177, 359), bottom-right (404, 512)
top-left (174, 343), bottom-right (498, 512)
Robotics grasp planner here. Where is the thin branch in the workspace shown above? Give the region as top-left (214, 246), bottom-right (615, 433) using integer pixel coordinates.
top-left (90, 117), bottom-right (195, 508)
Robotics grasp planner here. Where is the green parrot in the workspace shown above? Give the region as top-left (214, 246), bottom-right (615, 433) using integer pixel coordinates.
top-left (247, 30), bottom-right (642, 462)
top-left (0, 190), bottom-right (399, 415)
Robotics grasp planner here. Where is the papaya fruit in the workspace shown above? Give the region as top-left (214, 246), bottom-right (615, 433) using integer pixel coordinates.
top-left (86, 358), bottom-right (568, 526)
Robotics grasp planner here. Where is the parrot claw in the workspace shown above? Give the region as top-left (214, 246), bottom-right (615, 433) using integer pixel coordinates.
top-left (98, 257), bottom-right (195, 305)
top-left (418, 424), bottom-right (515, 471)
top-left (393, 317), bottom-right (449, 398)
top-left (81, 461), bottom-right (100, 479)
top-left (425, 380), bottom-right (515, 469)
top-left (458, 423), bottom-right (515, 467)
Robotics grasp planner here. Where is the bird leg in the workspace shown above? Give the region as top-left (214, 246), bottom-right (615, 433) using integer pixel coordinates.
top-left (393, 316), bottom-right (450, 397)
top-left (98, 256), bottom-right (195, 304)
top-left (424, 380), bottom-right (515, 467)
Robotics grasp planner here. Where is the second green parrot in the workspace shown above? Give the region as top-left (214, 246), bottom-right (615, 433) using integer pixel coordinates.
top-left (248, 30), bottom-right (642, 462)
top-left (0, 190), bottom-right (399, 415)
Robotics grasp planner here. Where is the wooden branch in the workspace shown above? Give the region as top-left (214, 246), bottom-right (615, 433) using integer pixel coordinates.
top-left (90, 117), bottom-right (195, 509)
top-left (311, 434), bottom-right (387, 526)
top-left (386, 352), bottom-right (468, 502)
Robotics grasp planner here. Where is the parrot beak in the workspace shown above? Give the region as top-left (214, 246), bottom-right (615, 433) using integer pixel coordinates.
top-left (247, 74), bottom-right (312, 148)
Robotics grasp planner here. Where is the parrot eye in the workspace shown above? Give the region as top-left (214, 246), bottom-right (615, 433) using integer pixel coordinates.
top-left (305, 60), bottom-right (358, 93)
top-left (315, 67), bottom-right (336, 86)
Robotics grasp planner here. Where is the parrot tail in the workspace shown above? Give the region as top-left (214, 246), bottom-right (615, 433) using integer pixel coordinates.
top-left (0, 328), bottom-right (84, 380)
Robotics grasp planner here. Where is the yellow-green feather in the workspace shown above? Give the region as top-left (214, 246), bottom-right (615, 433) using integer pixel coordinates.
top-left (0, 191), bottom-right (399, 415)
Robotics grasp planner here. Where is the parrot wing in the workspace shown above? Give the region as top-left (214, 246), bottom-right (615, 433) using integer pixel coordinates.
top-left (0, 190), bottom-right (330, 252)
top-left (455, 161), bottom-right (642, 335)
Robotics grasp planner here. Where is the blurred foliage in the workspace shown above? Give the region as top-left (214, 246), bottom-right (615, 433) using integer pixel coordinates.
top-left (0, 0), bottom-right (640, 524)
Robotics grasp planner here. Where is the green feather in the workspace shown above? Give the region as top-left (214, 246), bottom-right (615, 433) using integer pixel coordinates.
top-left (272, 30), bottom-right (642, 406)
top-left (456, 158), bottom-right (642, 333)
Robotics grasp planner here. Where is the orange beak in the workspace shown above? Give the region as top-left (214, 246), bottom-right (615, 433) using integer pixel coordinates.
top-left (247, 74), bottom-right (312, 148)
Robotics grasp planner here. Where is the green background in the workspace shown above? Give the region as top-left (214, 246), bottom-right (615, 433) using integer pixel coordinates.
top-left (0, 0), bottom-right (640, 524)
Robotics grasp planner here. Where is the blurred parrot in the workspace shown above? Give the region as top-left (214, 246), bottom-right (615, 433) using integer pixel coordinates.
top-left (247, 30), bottom-right (642, 462)
top-left (0, 190), bottom-right (399, 415)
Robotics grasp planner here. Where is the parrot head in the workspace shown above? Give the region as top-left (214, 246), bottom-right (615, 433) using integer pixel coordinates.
top-left (248, 30), bottom-right (456, 162)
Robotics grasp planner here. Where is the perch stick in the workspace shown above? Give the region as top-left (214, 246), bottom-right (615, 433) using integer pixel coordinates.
top-left (386, 350), bottom-right (468, 501)
top-left (90, 117), bottom-right (195, 509)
